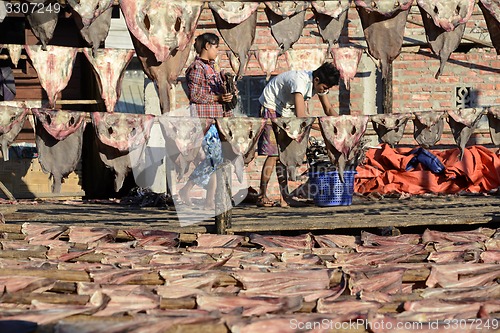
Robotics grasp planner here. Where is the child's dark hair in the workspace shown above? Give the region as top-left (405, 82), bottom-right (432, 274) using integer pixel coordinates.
top-left (313, 62), bottom-right (340, 87)
top-left (194, 33), bottom-right (219, 54)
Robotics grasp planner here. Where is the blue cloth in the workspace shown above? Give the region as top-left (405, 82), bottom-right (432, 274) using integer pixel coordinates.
top-left (10, 144), bottom-right (38, 159)
top-left (406, 147), bottom-right (445, 174)
top-left (189, 124), bottom-right (223, 188)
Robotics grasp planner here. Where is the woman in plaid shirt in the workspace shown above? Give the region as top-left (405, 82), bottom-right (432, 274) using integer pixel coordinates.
top-left (178, 33), bottom-right (234, 210)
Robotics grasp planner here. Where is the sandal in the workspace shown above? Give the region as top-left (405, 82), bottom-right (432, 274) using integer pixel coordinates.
top-left (280, 197), bottom-right (309, 208)
top-left (256, 197), bottom-right (280, 207)
top-left (174, 196), bottom-right (194, 207)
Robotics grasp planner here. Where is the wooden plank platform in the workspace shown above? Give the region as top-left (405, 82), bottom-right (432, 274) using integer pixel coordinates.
top-left (1, 195), bottom-right (499, 333)
top-left (228, 195), bottom-right (500, 233)
top-left (1, 194), bottom-right (499, 234)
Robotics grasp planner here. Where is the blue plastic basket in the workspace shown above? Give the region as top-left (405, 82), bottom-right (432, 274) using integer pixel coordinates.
top-left (309, 171), bottom-right (356, 207)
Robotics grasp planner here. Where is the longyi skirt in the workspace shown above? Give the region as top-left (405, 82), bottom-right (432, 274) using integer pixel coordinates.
top-left (257, 108), bottom-right (278, 157)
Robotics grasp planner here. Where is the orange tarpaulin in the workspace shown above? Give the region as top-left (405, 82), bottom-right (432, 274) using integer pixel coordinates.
top-left (355, 144), bottom-right (500, 194)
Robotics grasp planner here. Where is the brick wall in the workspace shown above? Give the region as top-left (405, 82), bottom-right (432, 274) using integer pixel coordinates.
top-left (171, 4), bottom-right (499, 200)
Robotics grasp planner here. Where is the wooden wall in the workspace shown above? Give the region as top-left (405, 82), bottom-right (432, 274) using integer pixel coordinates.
top-left (0, 11), bottom-right (107, 199)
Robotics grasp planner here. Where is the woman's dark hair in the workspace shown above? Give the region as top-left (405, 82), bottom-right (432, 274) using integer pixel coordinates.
top-left (194, 33), bottom-right (220, 54)
top-left (313, 62), bottom-right (340, 88)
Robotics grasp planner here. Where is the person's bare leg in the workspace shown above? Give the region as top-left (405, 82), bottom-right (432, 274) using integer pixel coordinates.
top-left (178, 181), bottom-right (195, 206)
top-left (276, 161), bottom-right (307, 207)
top-left (276, 160), bottom-right (290, 207)
top-left (204, 174), bottom-right (216, 210)
top-left (257, 156), bottom-right (278, 206)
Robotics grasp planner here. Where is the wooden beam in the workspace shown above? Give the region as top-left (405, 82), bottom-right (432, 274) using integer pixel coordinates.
top-left (383, 62), bottom-right (393, 114)
top-left (0, 54), bottom-right (27, 60)
top-left (0, 268), bottom-right (91, 282)
top-left (1, 292), bottom-right (90, 306)
top-left (215, 162), bottom-right (233, 235)
top-left (0, 181), bottom-right (15, 201)
top-left (56, 100), bottom-right (102, 105)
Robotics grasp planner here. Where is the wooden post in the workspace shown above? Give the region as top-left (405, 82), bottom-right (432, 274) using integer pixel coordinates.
top-left (215, 161), bottom-right (232, 234)
top-left (0, 180), bottom-right (15, 201)
top-left (383, 62), bottom-right (393, 114)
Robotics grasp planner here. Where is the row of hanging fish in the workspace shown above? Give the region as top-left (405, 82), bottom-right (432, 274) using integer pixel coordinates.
top-left (0, 107), bottom-right (262, 193)
top-left (0, 44), bottom-right (363, 114)
top-left (2, 0), bottom-right (498, 113)
top-left (372, 107), bottom-right (500, 157)
top-left (2, 105), bottom-right (499, 193)
top-left (0, 45), bottom-right (134, 113)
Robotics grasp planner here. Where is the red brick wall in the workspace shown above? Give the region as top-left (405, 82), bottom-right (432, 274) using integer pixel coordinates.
top-left (173, 4), bottom-right (499, 200)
